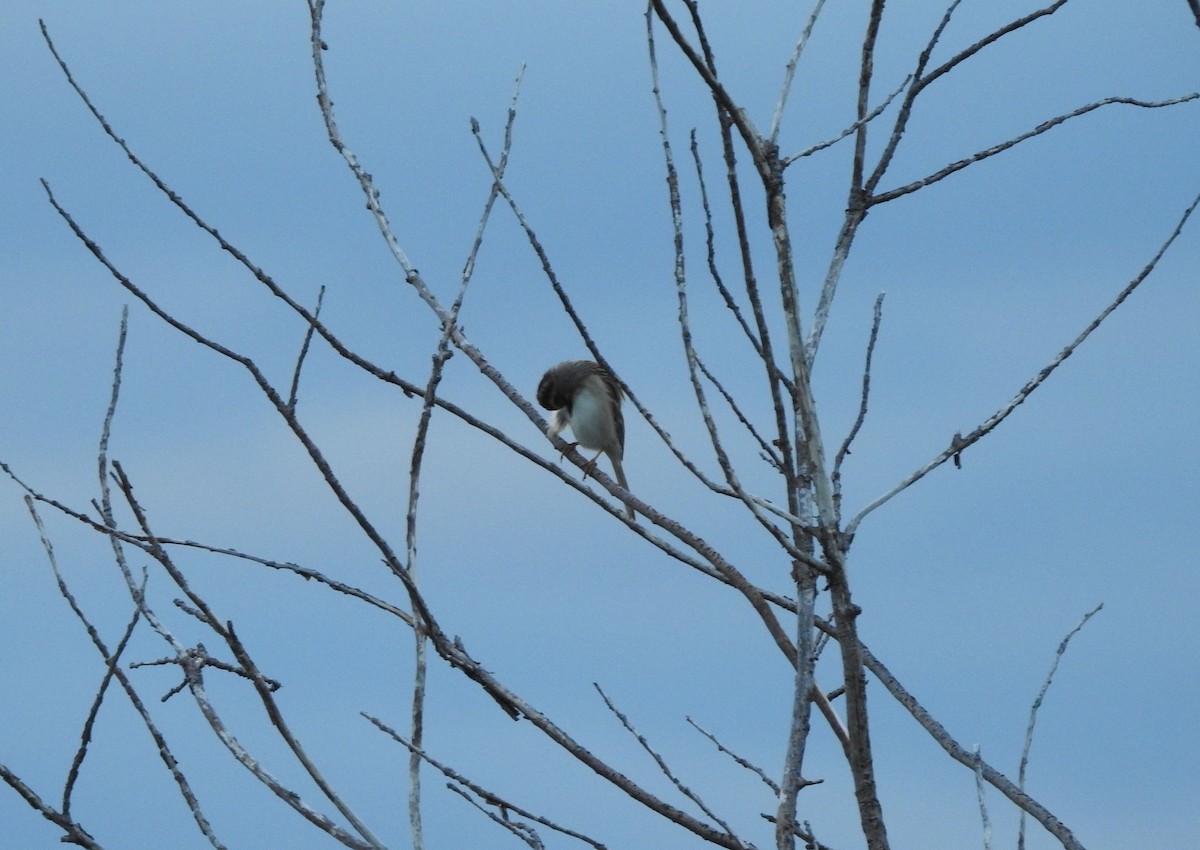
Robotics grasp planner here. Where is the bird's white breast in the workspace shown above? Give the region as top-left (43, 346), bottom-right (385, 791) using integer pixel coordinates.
top-left (568, 384), bottom-right (615, 450)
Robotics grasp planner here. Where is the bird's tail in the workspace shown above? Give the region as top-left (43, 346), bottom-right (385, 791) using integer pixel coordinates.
top-left (610, 454), bottom-right (635, 521)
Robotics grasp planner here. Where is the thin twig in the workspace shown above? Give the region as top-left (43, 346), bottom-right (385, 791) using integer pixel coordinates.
top-left (1017, 604), bottom-right (1103, 850)
top-left (863, 0), bottom-right (1071, 200)
top-left (25, 502), bottom-right (225, 847)
top-left (870, 94), bottom-right (1198, 206)
top-left (595, 685), bottom-right (748, 847)
top-left (120, 537), bottom-right (414, 624)
top-left (847, 187), bottom-right (1200, 538)
top-left (832, 294), bottom-right (885, 520)
top-left (859, 643), bottom-right (1085, 850)
top-left (689, 130), bottom-right (779, 391)
top-left (782, 74), bottom-right (909, 167)
top-left (111, 462), bottom-right (388, 849)
top-left (444, 783), bottom-right (546, 849)
top-left (404, 339), bottom-right (450, 850)
top-left (287, 285), bottom-right (325, 410)
top-left (973, 746), bottom-right (993, 850)
top-left (670, 3), bottom-right (802, 514)
top-left (650, 12), bottom-right (819, 569)
top-left (399, 59), bottom-right (524, 850)
top-left (921, 1), bottom-right (1069, 98)
top-left (686, 716), bottom-right (780, 795)
top-left (0, 762), bottom-right (104, 849)
top-left (694, 355), bottom-right (783, 471)
top-left (768, 0), bottom-right (828, 145)
top-left (851, 0), bottom-right (886, 194)
top-left (363, 714), bottom-right (610, 850)
top-left (60, 573), bottom-right (144, 819)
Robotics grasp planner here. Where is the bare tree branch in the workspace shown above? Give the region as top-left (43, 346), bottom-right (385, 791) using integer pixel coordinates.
top-left (870, 94), bottom-right (1199, 206)
top-left (23, 503), bottom-right (225, 847)
top-left (401, 59), bottom-right (524, 850)
top-left (595, 684), bottom-right (748, 847)
top-left (859, 644), bottom-right (1085, 850)
top-left (768, 0), bottom-right (828, 145)
top-left (649, 17), bottom-right (823, 572)
top-left (58, 568), bottom-right (144, 820)
top-left (694, 355), bottom-right (784, 472)
top-left (287, 285), bottom-right (325, 411)
top-left (863, 0), bottom-right (1073, 201)
top-left (774, 571), bottom-right (818, 850)
top-left (847, 186), bottom-right (1200, 539)
top-left (782, 74), bottom-right (909, 168)
top-left (921, 1), bottom-right (1070, 95)
top-left (851, 1), bottom-right (887, 196)
top-left (832, 294), bottom-right (885, 521)
top-left (0, 762), bottom-right (104, 849)
top-left (364, 715), bottom-right (610, 850)
top-left (1017, 604), bottom-right (1103, 850)
top-left (109, 462), bottom-right (388, 849)
top-left (445, 784), bottom-right (546, 850)
top-left (973, 746), bottom-right (994, 850)
top-left (689, 130), bottom-right (782, 395)
top-left (686, 716), bottom-right (780, 795)
top-left (647, 0), bottom-right (765, 165)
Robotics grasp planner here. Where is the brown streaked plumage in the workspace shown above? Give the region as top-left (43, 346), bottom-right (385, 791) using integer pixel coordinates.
top-left (537, 360), bottom-right (634, 519)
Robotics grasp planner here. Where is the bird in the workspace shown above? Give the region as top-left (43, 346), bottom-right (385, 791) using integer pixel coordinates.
top-left (537, 360), bottom-right (634, 520)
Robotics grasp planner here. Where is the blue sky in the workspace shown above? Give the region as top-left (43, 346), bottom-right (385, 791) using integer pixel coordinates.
top-left (2, 2), bottom-right (1198, 848)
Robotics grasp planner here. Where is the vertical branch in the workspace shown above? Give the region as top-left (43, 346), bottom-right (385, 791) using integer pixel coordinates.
top-left (688, 130), bottom-right (769, 375)
top-left (973, 747), bottom-right (994, 850)
top-left (768, 0), bottom-right (829, 145)
top-left (404, 70), bottom-right (522, 846)
top-left (852, 1), bottom-right (887, 193)
top-left (651, 5), bottom-right (890, 847)
top-left (832, 293), bottom-right (885, 521)
top-left (778, 6), bottom-right (888, 846)
top-left (824, 562), bottom-right (888, 850)
top-left (805, 0), bottom-right (884, 364)
top-left (403, 348), bottom-right (442, 850)
top-left (1017, 604), bottom-right (1102, 850)
top-left (674, 0), bottom-right (801, 518)
top-left (647, 5), bottom-right (813, 564)
top-left (773, 571), bottom-right (817, 850)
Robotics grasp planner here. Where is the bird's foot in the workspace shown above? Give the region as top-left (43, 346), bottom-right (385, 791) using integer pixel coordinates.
top-left (579, 457), bottom-right (599, 481)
